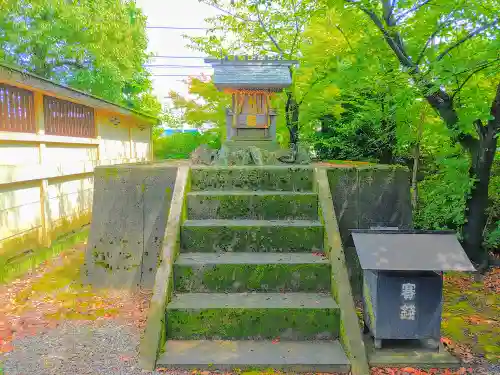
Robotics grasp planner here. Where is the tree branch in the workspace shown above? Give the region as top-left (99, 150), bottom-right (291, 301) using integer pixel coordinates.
top-left (289, 0), bottom-right (302, 57)
top-left (201, 0), bottom-right (256, 23)
top-left (416, 10), bottom-right (456, 65)
top-left (394, 0), bottom-right (433, 24)
top-left (451, 59), bottom-right (500, 101)
top-left (252, 3), bottom-right (285, 56)
top-left (52, 60), bottom-right (86, 69)
top-left (382, 0), bottom-right (396, 26)
top-left (349, 0), bottom-right (480, 152)
top-left (335, 25), bottom-right (354, 51)
top-left (297, 71), bottom-right (333, 106)
top-left (356, 4), bottom-right (414, 68)
top-left (436, 18), bottom-right (499, 61)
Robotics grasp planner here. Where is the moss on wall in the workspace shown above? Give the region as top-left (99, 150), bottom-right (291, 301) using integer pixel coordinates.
top-left (166, 308), bottom-right (340, 340)
top-left (0, 210), bottom-right (91, 264)
top-left (0, 226), bottom-right (89, 284)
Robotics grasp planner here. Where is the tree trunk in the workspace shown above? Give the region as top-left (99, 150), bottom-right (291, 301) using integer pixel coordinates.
top-left (285, 91), bottom-right (299, 145)
top-left (462, 132), bottom-right (498, 264)
top-left (462, 84), bottom-right (500, 265)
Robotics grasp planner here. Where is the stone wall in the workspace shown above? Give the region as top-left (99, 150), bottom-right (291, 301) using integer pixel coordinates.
top-left (327, 165), bottom-right (413, 298)
top-left (84, 162), bottom-right (178, 289)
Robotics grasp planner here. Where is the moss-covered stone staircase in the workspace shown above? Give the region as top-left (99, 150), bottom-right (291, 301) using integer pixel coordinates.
top-left (157, 166), bottom-right (350, 372)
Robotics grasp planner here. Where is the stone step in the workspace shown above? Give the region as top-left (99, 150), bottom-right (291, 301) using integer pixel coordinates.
top-left (190, 165), bottom-right (314, 191)
top-left (186, 190), bottom-right (318, 220)
top-left (181, 219), bottom-right (324, 253)
top-left (174, 252), bottom-right (330, 293)
top-left (166, 292), bottom-right (339, 340)
top-left (157, 339), bottom-right (350, 373)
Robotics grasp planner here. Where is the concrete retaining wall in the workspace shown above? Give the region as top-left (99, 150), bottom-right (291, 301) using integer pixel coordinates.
top-left (84, 162), bottom-right (178, 289)
top-left (327, 166), bottom-right (413, 298)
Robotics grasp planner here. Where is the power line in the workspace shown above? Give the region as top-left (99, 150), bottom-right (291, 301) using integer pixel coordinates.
top-left (145, 64), bottom-right (211, 68)
top-left (152, 74), bottom-right (211, 77)
top-left (147, 26), bottom-right (209, 30)
top-left (151, 55), bottom-right (206, 59)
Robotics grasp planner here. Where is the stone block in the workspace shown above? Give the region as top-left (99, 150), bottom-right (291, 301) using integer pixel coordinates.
top-left (186, 191), bottom-right (318, 220)
top-left (180, 219), bottom-right (324, 253)
top-left (174, 253), bottom-right (331, 292)
top-left (190, 166), bottom-right (314, 191)
top-left (166, 293), bottom-right (340, 340)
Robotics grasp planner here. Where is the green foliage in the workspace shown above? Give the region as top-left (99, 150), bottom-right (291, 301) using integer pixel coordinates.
top-left (169, 77), bottom-right (229, 134)
top-left (296, 8), bottom-right (420, 163)
top-left (315, 0), bottom-right (500, 260)
top-left (189, 0), bottom-right (321, 59)
top-left (0, 0), bottom-right (161, 116)
top-left (414, 157), bottom-right (474, 233)
top-left (485, 221), bottom-right (500, 252)
top-left (153, 131), bottom-right (221, 160)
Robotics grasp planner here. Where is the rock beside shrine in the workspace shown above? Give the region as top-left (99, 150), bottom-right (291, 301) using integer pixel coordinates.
top-left (190, 145), bottom-right (217, 165)
top-left (193, 143), bottom-right (311, 166)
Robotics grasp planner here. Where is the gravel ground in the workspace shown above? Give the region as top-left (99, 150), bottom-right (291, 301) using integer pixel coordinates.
top-left (2, 319), bottom-right (499, 375)
top-left (0, 320), bottom-right (165, 375)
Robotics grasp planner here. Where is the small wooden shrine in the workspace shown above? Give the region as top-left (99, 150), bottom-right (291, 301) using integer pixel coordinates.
top-left (205, 56), bottom-right (297, 142)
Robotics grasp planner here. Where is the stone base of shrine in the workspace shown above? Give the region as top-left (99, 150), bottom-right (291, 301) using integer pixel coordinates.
top-left (224, 138), bottom-right (282, 152)
top-left (364, 334), bottom-right (460, 368)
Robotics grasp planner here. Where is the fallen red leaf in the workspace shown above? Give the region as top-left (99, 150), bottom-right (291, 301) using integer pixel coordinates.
top-left (272, 337), bottom-right (280, 344)
top-left (0, 342), bottom-right (13, 353)
top-left (401, 367), bottom-right (418, 373)
top-left (440, 337), bottom-right (453, 346)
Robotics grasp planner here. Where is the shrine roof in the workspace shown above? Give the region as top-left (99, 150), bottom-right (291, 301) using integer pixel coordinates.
top-left (204, 57), bottom-right (297, 90)
top-left (350, 229), bottom-right (476, 272)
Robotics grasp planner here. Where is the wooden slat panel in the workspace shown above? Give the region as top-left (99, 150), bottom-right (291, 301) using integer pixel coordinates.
top-left (43, 95), bottom-right (95, 138)
top-left (0, 83), bottom-right (36, 133)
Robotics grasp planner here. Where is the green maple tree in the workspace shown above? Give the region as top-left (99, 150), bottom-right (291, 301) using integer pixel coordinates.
top-left (0, 0), bottom-right (161, 116)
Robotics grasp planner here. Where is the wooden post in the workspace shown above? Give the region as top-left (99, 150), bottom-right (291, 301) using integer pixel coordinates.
top-left (34, 91), bottom-right (52, 247)
top-left (34, 92), bottom-right (45, 162)
top-left (129, 125), bottom-right (133, 161)
top-left (39, 179), bottom-right (52, 247)
top-left (149, 125), bottom-right (153, 162)
top-left (95, 112), bottom-right (101, 164)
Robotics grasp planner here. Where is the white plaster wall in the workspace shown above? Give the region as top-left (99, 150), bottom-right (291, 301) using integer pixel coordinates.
top-left (0, 182), bottom-right (41, 241)
top-left (0, 142), bottom-right (39, 165)
top-left (98, 119), bottom-right (131, 161)
top-left (1, 113), bottom-right (151, 251)
top-left (131, 126), bottom-right (150, 160)
top-left (44, 145), bottom-right (98, 165)
top-left (47, 175), bottom-right (94, 224)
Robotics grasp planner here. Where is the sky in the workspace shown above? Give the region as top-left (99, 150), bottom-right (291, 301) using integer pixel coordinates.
top-left (135, 0), bottom-right (221, 108)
